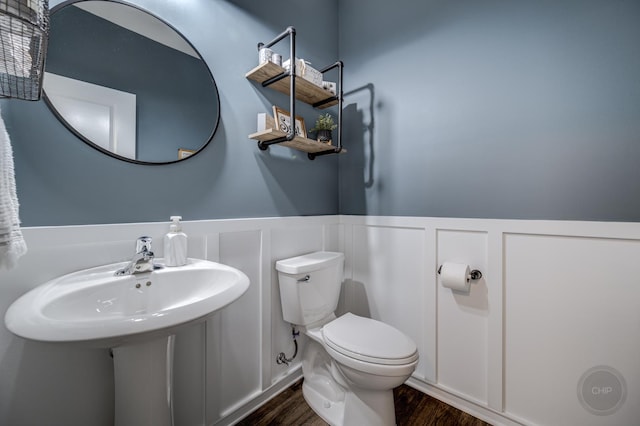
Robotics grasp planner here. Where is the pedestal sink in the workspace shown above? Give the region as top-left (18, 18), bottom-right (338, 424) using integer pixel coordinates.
top-left (4, 258), bottom-right (250, 426)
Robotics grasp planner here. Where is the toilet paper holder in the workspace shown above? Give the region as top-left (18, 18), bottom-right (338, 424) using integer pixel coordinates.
top-left (437, 265), bottom-right (483, 281)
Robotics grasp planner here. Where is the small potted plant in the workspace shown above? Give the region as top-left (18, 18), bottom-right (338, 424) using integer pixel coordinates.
top-left (310, 113), bottom-right (337, 144)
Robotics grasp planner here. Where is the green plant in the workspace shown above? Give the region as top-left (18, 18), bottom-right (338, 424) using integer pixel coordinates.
top-left (310, 113), bottom-right (337, 132)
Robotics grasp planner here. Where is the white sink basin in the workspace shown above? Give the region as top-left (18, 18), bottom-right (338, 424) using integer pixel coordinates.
top-left (5, 258), bottom-right (250, 346)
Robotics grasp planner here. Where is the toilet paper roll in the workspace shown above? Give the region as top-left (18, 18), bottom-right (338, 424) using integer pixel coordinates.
top-left (439, 262), bottom-right (471, 292)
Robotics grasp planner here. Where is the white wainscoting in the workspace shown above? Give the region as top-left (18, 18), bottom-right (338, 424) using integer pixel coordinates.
top-left (341, 216), bottom-right (640, 426)
top-left (1, 216), bottom-right (639, 426)
top-left (503, 234), bottom-right (640, 426)
top-left (436, 230), bottom-right (488, 406)
top-left (0, 216), bottom-right (339, 426)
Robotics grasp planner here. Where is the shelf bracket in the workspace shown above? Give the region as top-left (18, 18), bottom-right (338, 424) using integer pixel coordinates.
top-left (308, 147), bottom-right (343, 161)
top-left (256, 132), bottom-right (296, 151)
top-left (312, 96), bottom-right (338, 109)
top-left (261, 72), bottom-right (288, 88)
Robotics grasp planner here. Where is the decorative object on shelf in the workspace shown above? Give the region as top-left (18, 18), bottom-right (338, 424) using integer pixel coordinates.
top-left (283, 57), bottom-right (323, 87)
top-left (256, 112), bottom-right (276, 132)
top-left (273, 105), bottom-right (306, 138)
top-left (272, 53), bottom-right (282, 66)
top-left (310, 113), bottom-right (337, 144)
top-left (0, 0), bottom-right (49, 100)
top-left (178, 148), bottom-right (196, 160)
top-left (322, 81), bottom-right (336, 95)
top-left (258, 46), bottom-right (273, 64)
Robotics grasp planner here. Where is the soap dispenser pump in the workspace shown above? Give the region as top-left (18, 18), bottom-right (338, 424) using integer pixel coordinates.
top-left (164, 216), bottom-right (187, 267)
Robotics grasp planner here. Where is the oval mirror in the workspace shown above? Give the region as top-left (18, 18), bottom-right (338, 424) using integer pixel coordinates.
top-left (43, 0), bottom-right (220, 164)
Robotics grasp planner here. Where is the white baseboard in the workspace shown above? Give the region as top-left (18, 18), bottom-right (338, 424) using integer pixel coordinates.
top-left (405, 378), bottom-right (524, 426)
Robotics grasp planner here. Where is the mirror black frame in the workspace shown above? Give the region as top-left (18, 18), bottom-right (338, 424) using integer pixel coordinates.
top-left (43, 0), bottom-right (221, 165)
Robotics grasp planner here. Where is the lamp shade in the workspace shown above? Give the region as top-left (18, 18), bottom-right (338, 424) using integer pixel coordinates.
top-left (0, 0), bottom-right (48, 100)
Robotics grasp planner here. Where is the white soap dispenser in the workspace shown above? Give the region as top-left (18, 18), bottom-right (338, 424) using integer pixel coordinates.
top-left (164, 216), bottom-right (188, 267)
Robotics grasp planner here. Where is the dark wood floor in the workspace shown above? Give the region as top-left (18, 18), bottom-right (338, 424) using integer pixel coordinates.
top-left (237, 379), bottom-right (490, 425)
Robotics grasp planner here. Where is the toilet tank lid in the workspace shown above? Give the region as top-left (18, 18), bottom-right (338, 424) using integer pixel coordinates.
top-left (275, 251), bottom-right (344, 274)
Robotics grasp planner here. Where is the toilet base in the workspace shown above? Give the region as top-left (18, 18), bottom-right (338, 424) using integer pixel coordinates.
top-left (302, 379), bottom-right (345, 426)
top-left (300, 328), bottom-right (404, 426)
top-left (342, 385), bottom-right (395, 426)
top-left (303, 378), bottom-right (396, 426)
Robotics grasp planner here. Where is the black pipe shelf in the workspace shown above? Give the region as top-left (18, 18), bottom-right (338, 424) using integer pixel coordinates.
top-left (246, 26), bottom-right (344, 160)
top-left (248, 128), bottom-right (346, 154)
top-left (246, 62), bottom-right (338, 109)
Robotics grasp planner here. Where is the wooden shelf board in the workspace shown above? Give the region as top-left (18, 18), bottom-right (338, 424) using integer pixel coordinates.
top-left (248, 129), bottom-right (346, 154)
top-left (246, 62), bottom-right (338, 109)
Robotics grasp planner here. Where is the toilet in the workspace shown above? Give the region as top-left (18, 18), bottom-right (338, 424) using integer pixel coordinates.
top-left (276, 251), bottom-right (418, 426)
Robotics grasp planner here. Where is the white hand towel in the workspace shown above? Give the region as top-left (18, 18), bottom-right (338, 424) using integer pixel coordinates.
top-left (0, 105), bottom-right (27, 269)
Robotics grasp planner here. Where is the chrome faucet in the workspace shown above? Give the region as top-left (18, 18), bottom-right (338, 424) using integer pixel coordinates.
top-left (115, 236), bottom-right (157, 276)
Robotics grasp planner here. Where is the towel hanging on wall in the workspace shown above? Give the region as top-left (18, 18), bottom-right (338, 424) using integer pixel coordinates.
top-left (0, 105), bottom-right (26, 269)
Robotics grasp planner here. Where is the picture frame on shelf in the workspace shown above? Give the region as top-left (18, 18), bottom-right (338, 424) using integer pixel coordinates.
top-left (178, 148), bottom-right (196, 159)
top-left (272, 106), bottom-right (306, 138)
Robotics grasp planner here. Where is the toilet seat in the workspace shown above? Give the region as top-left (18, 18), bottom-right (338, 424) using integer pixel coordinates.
top-left (322, 313), bottom-right (418, 366)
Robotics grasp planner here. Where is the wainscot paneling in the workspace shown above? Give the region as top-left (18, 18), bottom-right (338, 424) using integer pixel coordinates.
top-left (0, 216), bottom-right (339, 426)
top-left (347, 224), bottom-right (430, 381)
top-left (436, 229), bottom-right (489, 406)
top-left (340, 215), bottom-right (640, 426)
top-left (208, 230), bottom-right (263, 421)
top-left (2, 216), bottom-right (639, 426)
top-left (504, 233), bottom-right (640, 425)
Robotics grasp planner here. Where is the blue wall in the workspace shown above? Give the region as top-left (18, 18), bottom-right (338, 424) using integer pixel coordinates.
top-left (4, 0), bottom-right (640, 225)
top-left (2, 0), bottom-right (340, 226)
top-left (338, 0), bottom-right (640, 221)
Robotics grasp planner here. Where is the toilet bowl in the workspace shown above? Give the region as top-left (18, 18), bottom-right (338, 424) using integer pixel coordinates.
top-left (276, 252), bottom-right (419, 426)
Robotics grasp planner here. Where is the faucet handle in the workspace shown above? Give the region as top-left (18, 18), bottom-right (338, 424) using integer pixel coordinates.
top-left (136, 236), bottom-right (152, 253)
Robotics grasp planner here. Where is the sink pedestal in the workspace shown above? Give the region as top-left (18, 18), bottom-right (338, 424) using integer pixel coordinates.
top-left (4, 257), bottom-right (250, 425)
top-left (113, 335), bottom-right (176, 426)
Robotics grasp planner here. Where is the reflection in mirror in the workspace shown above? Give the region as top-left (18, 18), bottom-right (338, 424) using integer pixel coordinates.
top-left (43, 0), bottom-right (220, 164)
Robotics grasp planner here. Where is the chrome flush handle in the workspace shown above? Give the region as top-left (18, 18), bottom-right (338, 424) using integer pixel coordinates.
top-left (297, 275), bottom-right (310, 282)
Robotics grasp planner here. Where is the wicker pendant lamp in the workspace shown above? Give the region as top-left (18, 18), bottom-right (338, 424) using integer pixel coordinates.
top-left (0, 0), bottom-right (48, 100)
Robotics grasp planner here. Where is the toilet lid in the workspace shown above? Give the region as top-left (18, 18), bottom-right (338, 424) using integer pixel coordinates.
top-left (322, 313), bottom-right (418, 365)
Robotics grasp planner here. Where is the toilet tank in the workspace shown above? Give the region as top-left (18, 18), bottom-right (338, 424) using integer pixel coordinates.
top-left (275, 251), bottom-right (344, 326)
